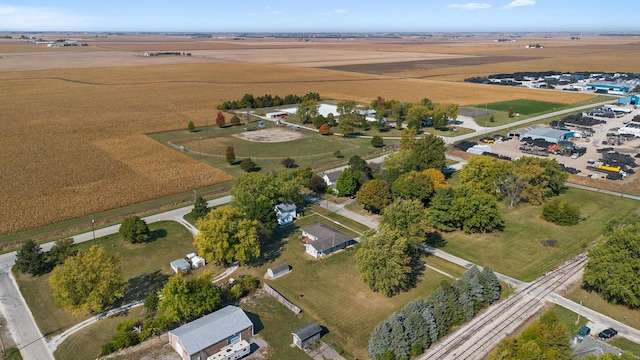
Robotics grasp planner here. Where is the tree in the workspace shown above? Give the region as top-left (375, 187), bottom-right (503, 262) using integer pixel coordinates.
top-left (225, 145), bottom-right (236, 164)
top-left (400, 127), bottom-right (417, 150)
top-left (191, 195), bottom-right (209, 219)
top-left (450, 187), bottom-right (503, 233)
top-left (371, 135), bottom-right (384, 148)
top-left (119, 216), bottom-right (150, 243)
top-left (319, 123), bottom-right (331, 135)
top-left (187, 121), bottom-right (195, 132)
top-left (508, 106), bottom-right (515, 118)
top-left (230, 115), bottom-right (241, 126)
top-left (335, 168), bottom-right (361, 196)
top-left (48, 237), bottom-right (78, 267)
top-left (349, 155), bottom-right (373, 183)
top-left (355, 227), bottom-right (413, 296)
top-left (231, 172), bottom-right (291, 231)
top-left (542, 199), bottom-right (581, 226)
top-left (356, 179), bottom-right (393, 214)
top-left (281, 157), bottom-right (296, 168)
top-left (422, 168), bottom-right (450, 190)
top-left (155, 272), bottom-right (222, 328)
top-left (333, 149), bottom-right (343, 158)
top-left (392, 171), bottom-right (435, 205)
top-left (406, 104), bottom-right (431, 130)
top-left (514, 157), bottom-right (567, 200)
top-left (297, 99), bottom-right (319, 124)
top-left (459, 155), bottom-right (513, 197)
top-left (14, 239), bottom-right (48, 276)
top-left (308, 175), bottom-right (327, 194)
top-left (405, 134), bottom-right (446, 172)
top-left (428, 188), bottom-right (456, 231)
top-left (312, 115), bottom-right (326, 129)
top-left (215, 111), bottom-right (226, 127)
top-left (583, 221), bottom-right (640, 308)
top-left (381, 199), bottom-right (427, 248)
top-left (240, 158), bottom-right (257, 172)
top-left (49, 245), bottom-right (126, 314)
top-left (194, 206), bottom-right (261, 265)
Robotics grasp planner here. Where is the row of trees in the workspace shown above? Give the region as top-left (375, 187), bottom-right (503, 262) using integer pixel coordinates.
top-left (369, 97), bottom-right (460, 131)
top-left (217, 92), bottom-right (321, 110)
top-left (583, 218), bottom-right (640, 308)
top-left (14, 238), bottom-right (77, 276)
top-left (368, 266), bottom-right (501, 360)
top-left (459, 155), bottom-right (568, 207)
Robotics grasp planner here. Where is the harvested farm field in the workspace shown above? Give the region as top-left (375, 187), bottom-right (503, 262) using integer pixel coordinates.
top-left (2, 33), bottom-right (632, 236)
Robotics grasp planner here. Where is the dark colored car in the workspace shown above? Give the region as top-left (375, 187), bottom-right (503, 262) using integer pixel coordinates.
top-left (577, 326), bottom-right (591, 340)
top-left (598, 328), bottom-right (618, 340)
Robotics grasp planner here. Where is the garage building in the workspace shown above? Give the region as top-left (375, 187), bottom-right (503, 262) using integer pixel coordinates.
top-left (522, 128), bottom-right (572, 144)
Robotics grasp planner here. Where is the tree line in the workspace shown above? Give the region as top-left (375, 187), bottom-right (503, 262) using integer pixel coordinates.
top-left (368, 266), bottom-right (501, 360)
top-left (217, 92), bottom-right (321, 110)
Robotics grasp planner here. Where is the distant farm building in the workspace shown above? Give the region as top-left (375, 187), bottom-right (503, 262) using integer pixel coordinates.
top-left (300, 223), bottom-right (356, 259)
top-left (280, 104), bottom-right (339, 118)
top-left (267, 263), bottom-right (291, 278)
top-left (522, 128), bottom-right (572, 144)
top-left (586, 82), bottom-right (631, 94)
top-left (266, 111), bottom-right (288, 119)
top-left (292, 322), bottom-right (322, 349)
top-left (168, 305), bottom-right (254, 360)
top-left (618, 95), bottom-right (639, 106)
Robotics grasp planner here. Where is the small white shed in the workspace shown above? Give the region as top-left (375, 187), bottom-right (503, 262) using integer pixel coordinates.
top-left (267, 263), bottom-right (291, 278)
top-left (191, 256), bottom-right (206, 268)
top-left (170, 258), bottom-right (191, 274)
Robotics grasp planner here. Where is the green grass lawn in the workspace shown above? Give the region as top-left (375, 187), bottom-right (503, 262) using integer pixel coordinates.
top-left (15, 221), bottom-right (201, 338)
top-left (566, 286), bottom-right (640, 331)
top-left (551, 304), bottom-right (588, 335)
top-left (238, 214), bottom-right (454, 359)
top-left (609, 337), bottom-right (640, 356)
top-left (484, 99), bottom-right (569, 115)
top-left (437, 188), bottom-right (639, 281)
top-left (53, 307), bottom-right (144, 360)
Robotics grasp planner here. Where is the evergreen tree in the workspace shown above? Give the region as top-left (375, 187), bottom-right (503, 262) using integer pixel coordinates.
top-left (479, 266), bottom-right (501, 304)
top-left (191, 195), bottom-right (209, 219)
top-left (14, 239), bottom-right (48, 275)
top-left (368, 320), bottom-right (393, 360)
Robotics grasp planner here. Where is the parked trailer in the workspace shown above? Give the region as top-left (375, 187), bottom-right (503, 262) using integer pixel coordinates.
top-left (208, 340), bottom-right (251, 360)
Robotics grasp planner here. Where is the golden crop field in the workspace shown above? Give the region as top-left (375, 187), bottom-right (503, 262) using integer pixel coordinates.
top-left (3, 33), bottom-right (635, 235)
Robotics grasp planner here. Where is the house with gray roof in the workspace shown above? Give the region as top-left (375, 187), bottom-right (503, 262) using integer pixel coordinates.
top-left (322, 170), bottom-right (343, 187)
top-left (168, 305), bottom-right (254, 360)
top-left (275, 201), bottom-right (297, 226)
top-left (300, 223), bottom-right (355, 259)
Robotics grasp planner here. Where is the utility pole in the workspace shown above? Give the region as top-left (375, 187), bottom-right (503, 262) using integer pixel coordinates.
top-left (91, 215), bottom-right (96, 245)
top-left (198, 137), bottom-right (202, 158)
top-left (193, 190), bottom-right (197, 202)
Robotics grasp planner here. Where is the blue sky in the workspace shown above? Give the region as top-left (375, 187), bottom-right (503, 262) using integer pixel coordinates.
top-left (0, 1), bottom-right (636, 33)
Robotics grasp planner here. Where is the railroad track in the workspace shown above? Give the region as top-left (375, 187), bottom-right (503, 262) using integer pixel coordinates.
top-left (418, 253), bottom-right (588, 360)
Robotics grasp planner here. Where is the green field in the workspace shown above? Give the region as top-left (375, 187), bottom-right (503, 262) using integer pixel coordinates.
top-left (14, 221), bottom-right (200, 338)
top-left (238, 213), bottom-right (458, 359)
top-left (437, 188), bottom-right (639, 281)
top-left (484, 99), bottom-right (569, 115)
top-left (149, 123), bottom-right (395, 178)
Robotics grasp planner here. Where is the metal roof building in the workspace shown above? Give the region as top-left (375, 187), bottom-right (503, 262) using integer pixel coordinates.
top-left (292, 322), bottom-right (322, 349)
top-left (168, 305), bottom-right (254, 360)
top-left (522, 128), bottom-right (572, 144)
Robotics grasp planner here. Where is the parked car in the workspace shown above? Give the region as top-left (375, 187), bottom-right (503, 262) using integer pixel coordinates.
top-left (577, 326), bottom-right (591, 340)
top-left (598, 328), bottom-right (618, 340)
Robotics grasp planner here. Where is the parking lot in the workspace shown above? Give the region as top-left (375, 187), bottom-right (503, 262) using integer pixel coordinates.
top-left (485, 107), bottom-right (640, 182)
top-left (572, 323), bottom-right (623, 358)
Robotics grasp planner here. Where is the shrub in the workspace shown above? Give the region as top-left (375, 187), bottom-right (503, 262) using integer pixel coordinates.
top-left (225, 146), bottom-right (236, 164)
top-left (119, 216), bottom-right (150, 243)
top-left (541, 198), bottom-right (580, 226)
top-left (282, 157), bottom-right (296, 168)
top-left (334, 149), bottom-right (344, 158)
top-left (230, 115), bottom-right (241, 126)
top-left (240, 158), bottom-right (257, 172)
top-left (319, 123), bottom-right (331, 135)
top-left (187, 121), bottom-right (195, 131)
top-left (371, 135), bottom-right (384, 148)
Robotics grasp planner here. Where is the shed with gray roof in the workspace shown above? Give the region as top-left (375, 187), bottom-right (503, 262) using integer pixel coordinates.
top-left (168, 305), bottom-right (254, 360)
top-left (292, 322), bottom-right (322, 349)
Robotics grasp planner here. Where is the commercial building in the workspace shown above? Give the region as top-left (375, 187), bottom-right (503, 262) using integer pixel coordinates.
top-left (522, 128), bottom-right (572, 144)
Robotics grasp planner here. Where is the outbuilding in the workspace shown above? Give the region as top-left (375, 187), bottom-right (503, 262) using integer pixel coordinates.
top-left (292, 322), bottom-right (322, 349)
top-left (267, 263), bottom-right (291, 278)
top-left (170, 258), bottom-right (191, 274)
top-left (618, 95), bottom-right (639, 106)
top-left (586, 82), bottom-right (631, 94)
top-left (522, 128), bottom-right (571, 144)
top-left (265, 111), bottom-right (288, 119)
top-left (168, 305), bottom-right (254, 360)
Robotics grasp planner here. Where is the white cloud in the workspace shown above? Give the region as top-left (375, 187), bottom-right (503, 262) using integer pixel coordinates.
top-left (334, 9), bottom-right (348, 14)
top-left (503, 0), bottom-right (536, 8)
top-left (448, 3), bottom-right (491, 10)
top-left (0, 5), bottom-right (90, 30)
top-left (269, 10), bottom-right (282, 15)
